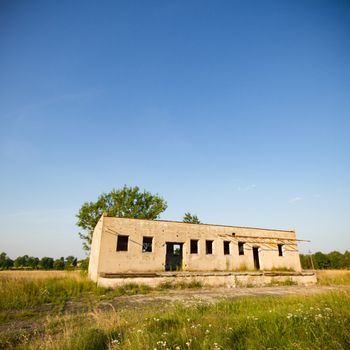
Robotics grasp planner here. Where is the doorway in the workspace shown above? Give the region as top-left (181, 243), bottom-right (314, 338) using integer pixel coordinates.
top-left (165, 242), bottom-right (183, 271)
top-left (253, 247), bottom-right (260, 270)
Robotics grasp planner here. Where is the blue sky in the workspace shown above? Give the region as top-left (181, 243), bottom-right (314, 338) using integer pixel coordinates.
top-left (0, 0), bottom-right (349, 259)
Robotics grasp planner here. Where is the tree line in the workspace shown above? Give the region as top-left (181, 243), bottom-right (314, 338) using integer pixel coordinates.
top-left (3, 250), bottom-right (349, 271)
top-left (300, 251), bottom-right (350, 270)
top-left (0, 252), bottom-right (79, 270)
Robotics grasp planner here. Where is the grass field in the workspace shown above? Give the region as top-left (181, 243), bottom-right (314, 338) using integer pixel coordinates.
top-left (0, 270), bottom-right (349, 349)
top-left (316, 269), bottom-right (350, 285)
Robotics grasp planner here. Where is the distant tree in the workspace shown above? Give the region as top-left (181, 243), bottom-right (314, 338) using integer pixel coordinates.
top-left (327, 251), bottom-right (343, 269)
top-left (183, 212), bottom-right (201, 224)
top-left (53, 257), bottom-right (65, 270)
top-left (313, 252), bottom-right (331, 269)
top-left (79, 257), bottom-right (89, 271)
top-left (64, 256), bottom-right (77, 270)
top-left (0, 252), bottom-right (13, 269)
top-left (342, 251), bottom-right (350, 269)
top-left (39, 257), bottom-right (54, 270)
top-left (27, 256), bottom-right (40, 269)
top-left (14, 255), bottom-right (29, 268)
top-left (77, 186), bottom-right (167, 251)
top-left (299, 254), bottom-right (313, 270)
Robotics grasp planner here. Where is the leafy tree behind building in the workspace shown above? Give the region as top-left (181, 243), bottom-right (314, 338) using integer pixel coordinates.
top-left (76, 186), bottom-right (167, 251)
top-left (183, 212), bottom-right (201, 224)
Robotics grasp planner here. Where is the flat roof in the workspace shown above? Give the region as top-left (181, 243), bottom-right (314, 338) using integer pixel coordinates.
top-left (103, 215), bottom-right (294, 233)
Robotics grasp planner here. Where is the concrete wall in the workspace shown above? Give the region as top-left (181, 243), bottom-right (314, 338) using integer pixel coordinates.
top-left (97, 272), bottom-right (317, 288)
top-left (88, 215), bottom-right (104, 281)
top-left (89, 217), bottom-right (302, 281)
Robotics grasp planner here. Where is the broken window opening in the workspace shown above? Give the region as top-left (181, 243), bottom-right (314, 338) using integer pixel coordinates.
top-left (190, 239), bottom-right (198, 254)
top-left (142, 236), bottom-right (153, 253)
top-left (173, 244), bottom-right (181, 256)
top-left (238, 242), bottom-right (245, 255)
top-left (116, 235), bottom-right (129, 251)
top-left (224, 241), bottom-right (230, 255)
top-left (278, 244), bottom-right (284, 256)
top-left (206, 240), bottom-right (213, 254)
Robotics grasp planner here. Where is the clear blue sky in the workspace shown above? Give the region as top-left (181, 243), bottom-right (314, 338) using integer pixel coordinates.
top-left (0, 0), bottom-right (349, 259)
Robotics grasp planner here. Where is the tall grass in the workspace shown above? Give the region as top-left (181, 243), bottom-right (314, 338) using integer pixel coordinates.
top-left (0, 273), bottom-right (104, 310)
top-left (1, 270), bottom-right (350, 349)
top-left (0, 272), bottom-right (155, 315)
top-left (15, 291), bottom-right (349, 350)
top-left (316, 269), bottom-right (350, 285)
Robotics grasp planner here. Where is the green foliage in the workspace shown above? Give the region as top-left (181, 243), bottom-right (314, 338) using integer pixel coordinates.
top-left (63, 256), bottom-right (78, 270)
top-left (27, 256), bottom-right (40, 269)
top-left (183, 212), bottom-right (201, 224)
top-left (5, 290), bottom-right (349, 350)
top-left (0, 275), bottom-right (102, 311)
top-left (0, 252), bottom-right (13, 270)
top-left (300, 251), bottom-right (350, 269)
top-left (79, 257), bottom-right (89, 271)
top-left (53, 257), bottom-right (65, 270)
top-left (76, 185), bottom-right (167, 251)
top-left (0, 275), bottom-right (155, 312)
top-left (65, 328), bottom-right (110, 350)
top-left (14, 255), bottom-right (29, 268)
top-left (328, 251), bottom-right (343, 269)
top-left (39, 257), bottom-right (54, 270)
top-left (102, 292), bottom-right (350, 350)
top-left (1, 270), bottom-right (350, 349)
top-left (2, 253), bottom-right (79, 271)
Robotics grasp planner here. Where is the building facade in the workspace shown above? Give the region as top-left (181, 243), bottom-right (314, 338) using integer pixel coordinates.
top-left (88, 215), bottom-right (302, 282)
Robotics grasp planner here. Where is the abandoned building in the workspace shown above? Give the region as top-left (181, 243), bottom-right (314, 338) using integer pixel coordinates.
top-left (87, 215), bottom-right (316, 287)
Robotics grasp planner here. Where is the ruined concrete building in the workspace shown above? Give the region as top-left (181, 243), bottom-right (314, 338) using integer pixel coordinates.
top-left (88, 216), bottom-right (309, 287)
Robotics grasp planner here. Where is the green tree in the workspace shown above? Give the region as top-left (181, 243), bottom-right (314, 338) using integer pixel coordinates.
top-left (342, 251), bottom-right (350, 269)
top-left (39, 257), bottom-right (54, 270)
top-left (64, 256), bottom-right (77, 270)
top-left (53, 257), bottom-right (65, 270)
top-left (327, 251), bottom-right (343, 269)
top-left (313, 252), bottom-right (330, 269)
top-left (299, 254), bottom-right (313, 269)
top-left (14, 255), bottom-right (29, 268)
top-left (76, 186), bottom-right (167, 251)
top-left (0, 252), bottom-right (13, 269)
top-left (79, 257), bottom-right (89, 271)
top-left (183, 212), bottom-right (201, 224)
top-left (27, 256), bottom-right (40, 269)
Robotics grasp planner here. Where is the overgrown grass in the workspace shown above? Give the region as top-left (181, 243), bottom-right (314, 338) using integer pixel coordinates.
top-left (316, 269), bottom-right (350, 285)
top-left (3, 291), bottom-right (348, 350)
top-left (1, 271), bottom-right (350, 349)
top-left (0, 272), bottom-right (154, 315)
top-left (0, 272), bottom-right (203, 315)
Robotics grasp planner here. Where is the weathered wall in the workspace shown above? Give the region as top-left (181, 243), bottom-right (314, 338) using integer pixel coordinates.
top-left (97, 272), bottom-right (317, 288)
top-left (88, 215), bottom-right (104, 281)
top-left (89, 217), bottom-right (302, 279)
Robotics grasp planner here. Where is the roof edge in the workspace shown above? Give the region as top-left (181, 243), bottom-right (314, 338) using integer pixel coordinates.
top-left (103, 216), bottom-right (295, 233)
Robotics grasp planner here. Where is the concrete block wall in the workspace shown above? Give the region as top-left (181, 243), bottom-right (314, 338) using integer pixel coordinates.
top-left (88, 216), bottom-right (302, 281)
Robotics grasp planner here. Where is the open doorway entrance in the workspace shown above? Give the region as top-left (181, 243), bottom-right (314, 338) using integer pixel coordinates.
top-left (253, 246), bottom-right (260, 270)
top-left (165, 242), bottom-right (183, 271)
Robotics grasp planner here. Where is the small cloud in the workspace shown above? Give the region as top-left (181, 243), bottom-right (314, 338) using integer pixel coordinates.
top-left (237, 184), bottom-right (256, 192)
top-left (289, 197), bottom-right (302, 204)
top-left (313, 194), bottom-right (321, 198)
